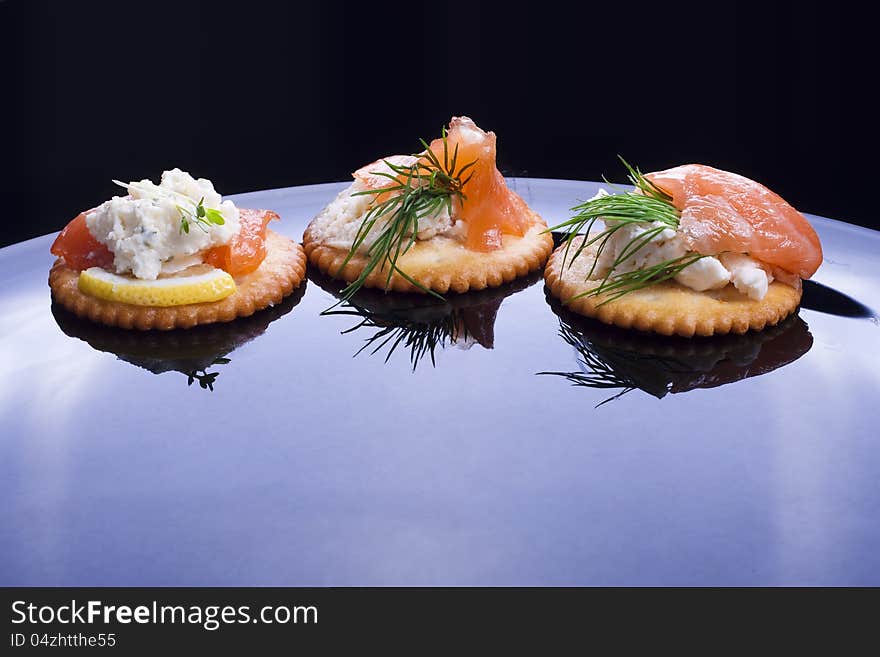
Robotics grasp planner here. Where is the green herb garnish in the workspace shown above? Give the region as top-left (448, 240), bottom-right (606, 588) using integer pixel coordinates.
top-left (177, 196), bottom-right (226, 235)
top-left (546, 157), bottom-right (705, 305)
top-left (329, 128), bottom-right (476, 307)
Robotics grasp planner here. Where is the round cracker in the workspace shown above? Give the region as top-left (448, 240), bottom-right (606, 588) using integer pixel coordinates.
top-left (544, 237), bottom-right (802, 337)
top-left (48, 230), bottom-right (307, 330)
top-left (303, 212), bottom-right (554, 295)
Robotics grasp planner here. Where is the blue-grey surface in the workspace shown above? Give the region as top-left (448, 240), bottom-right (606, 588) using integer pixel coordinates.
top-left (1, 179), bottom-right (878, 586)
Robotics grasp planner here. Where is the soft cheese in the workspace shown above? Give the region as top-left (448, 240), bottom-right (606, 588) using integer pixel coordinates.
top-left (86, 169), bottom-right (240, 280)
top-left (308, 181), bottom-right (467, 252)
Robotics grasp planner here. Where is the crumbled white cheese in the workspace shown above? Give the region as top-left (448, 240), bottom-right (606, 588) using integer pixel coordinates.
top-left (720, 252), bottom-right (774, 300)
top-left (674, 256), bottom-right (731, 291)
top-left (587, 187), bottom-right (772, 299)
top-left (86, 169), bottom-right (240, 280)
top-left (594, 220), bottom-right (688, 273)
top-left (308, 173), bottom-right (466, 253)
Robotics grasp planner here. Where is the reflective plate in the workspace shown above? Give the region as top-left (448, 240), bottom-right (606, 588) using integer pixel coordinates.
top-left (1, 179), bottom-right (878, 585)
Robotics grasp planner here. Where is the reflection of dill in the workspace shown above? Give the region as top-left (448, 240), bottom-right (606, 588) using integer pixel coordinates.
top-left (538, 320), bottom-right (637, 406)
top-left (539, 308), bottom-right (812, 407)
top-left (538, 319), bottom-right (693, 406)
top-left (326, 304), bottom-right (467, 371)
top-left (186, 357), bottom-right (231, 391)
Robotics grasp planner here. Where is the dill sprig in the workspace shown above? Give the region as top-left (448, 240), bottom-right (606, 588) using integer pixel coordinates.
top-left (331, 128), bottom-right (476, 305)
top-left (546, 157), bottom-right (705, 306)
top-left (588, 253), bottom-right (706, 303)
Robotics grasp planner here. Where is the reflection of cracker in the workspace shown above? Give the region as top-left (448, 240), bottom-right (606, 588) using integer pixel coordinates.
top-left (303, 213), bottom-right (553, 295)
top-left (49, 231), bottom-right (306, 330)
top-left (544, 238), bottom-right (802, 337)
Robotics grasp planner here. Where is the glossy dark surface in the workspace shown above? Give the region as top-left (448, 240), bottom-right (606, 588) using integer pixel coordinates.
top-left (1, 179), bottom-right (878, 586)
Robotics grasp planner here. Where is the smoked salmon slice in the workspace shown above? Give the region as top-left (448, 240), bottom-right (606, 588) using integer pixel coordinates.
top-left (646, 164), bottom-right (822, 279)
top-left (354, 117), bottom-right (531, 252)
top-left (50, 212), bottom-right (114, 270)
top-left (429, 117), bottom-right (530, 251)
top-left (354, 155), bottom-right (418, 192)
top-left (204, 208), bottom-right (278, 277)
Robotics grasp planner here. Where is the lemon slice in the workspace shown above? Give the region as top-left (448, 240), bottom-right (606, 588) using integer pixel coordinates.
top-left (78, 267), bottom-right (236, 306)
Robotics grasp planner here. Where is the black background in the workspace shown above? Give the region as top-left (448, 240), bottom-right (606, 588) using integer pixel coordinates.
top-left (0, 0), bottom-right (873, 248)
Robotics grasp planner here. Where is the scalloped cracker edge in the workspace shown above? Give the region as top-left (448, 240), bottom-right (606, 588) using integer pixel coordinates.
top-left (544, 238), bottom-right (802, 337)
top-left (303, 214), bottom-right (553, 295)
top-left (49, 230), bottom-right (307, 330)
